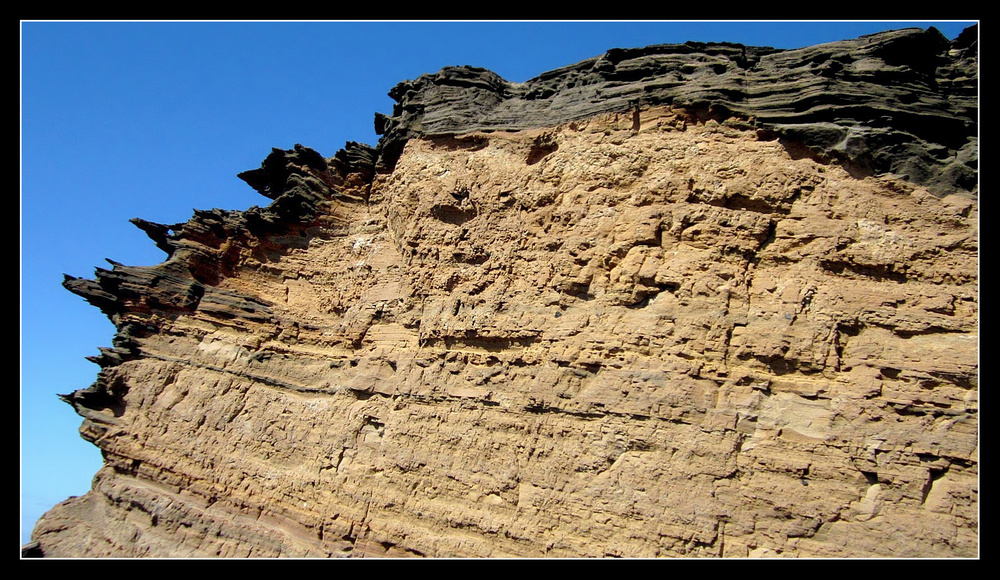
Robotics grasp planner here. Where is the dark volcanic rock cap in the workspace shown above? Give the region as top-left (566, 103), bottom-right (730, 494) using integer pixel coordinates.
top-left (375, 25), bottom-right (978, 197)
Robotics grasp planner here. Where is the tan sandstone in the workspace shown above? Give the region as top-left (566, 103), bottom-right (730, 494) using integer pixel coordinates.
top-left (31, 106), bottom-right (978, 558)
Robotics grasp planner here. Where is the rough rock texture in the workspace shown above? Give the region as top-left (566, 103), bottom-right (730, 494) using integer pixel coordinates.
top-left (29, 27), bottom-right (977, 558)
top-left (377, 26), bottom-right (978, 197)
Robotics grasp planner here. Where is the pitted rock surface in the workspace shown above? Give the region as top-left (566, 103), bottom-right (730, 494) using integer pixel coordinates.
top-left (29, 27), bottom-right (977, 558)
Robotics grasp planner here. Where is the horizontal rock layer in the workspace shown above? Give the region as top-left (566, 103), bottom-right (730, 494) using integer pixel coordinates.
top-left (28, 27), bottom-right (978, 558)
top-left (378, 26), bottom-right (978, 197)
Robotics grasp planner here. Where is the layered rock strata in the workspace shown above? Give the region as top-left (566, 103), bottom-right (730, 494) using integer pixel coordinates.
top-left (377, 26), bottom-right (977, 197)
top-left (28, 26), bottom-right (977, 558)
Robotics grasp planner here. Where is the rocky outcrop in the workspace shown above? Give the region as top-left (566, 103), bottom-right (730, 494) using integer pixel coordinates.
top-left (28, 26), bottom-right (977, 558)
top-left (378, 26), bottom-right (977, 196)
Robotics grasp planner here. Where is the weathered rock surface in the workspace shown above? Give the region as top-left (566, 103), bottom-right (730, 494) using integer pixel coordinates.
top-left (28, 27), bottom-right (977, 558)
top-left (377, 25), bottom-right (977, 197)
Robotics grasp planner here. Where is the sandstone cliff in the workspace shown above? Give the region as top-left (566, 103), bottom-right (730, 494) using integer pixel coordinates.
top-left (26, 26), bottom-right (978, 558)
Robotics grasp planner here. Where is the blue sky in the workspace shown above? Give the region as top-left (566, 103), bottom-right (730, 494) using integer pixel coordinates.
top-left (20, 20), bottom-right (977, 547)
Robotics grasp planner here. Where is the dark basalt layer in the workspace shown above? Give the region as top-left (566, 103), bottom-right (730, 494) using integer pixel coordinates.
top-left (64, 141), bottom-right (377, 320)
top-left (376, 26), bottom-right (977, 196)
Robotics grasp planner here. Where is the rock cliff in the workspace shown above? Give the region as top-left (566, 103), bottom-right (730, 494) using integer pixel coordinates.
top-left (26, 26), bottom-right (978, 558)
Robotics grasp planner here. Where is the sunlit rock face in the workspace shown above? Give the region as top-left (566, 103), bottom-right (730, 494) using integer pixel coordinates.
top-left (28, 26), bottom-right (977, 558)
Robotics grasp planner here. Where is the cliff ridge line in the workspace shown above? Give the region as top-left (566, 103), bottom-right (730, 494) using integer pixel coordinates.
top-left (26, 26), bottom-right (978, 558)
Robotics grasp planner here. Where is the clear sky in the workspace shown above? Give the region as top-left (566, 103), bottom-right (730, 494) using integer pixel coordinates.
top-left (20, 20), bottom-right (977, 547)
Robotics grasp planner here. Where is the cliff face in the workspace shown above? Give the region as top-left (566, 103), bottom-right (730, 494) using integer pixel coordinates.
top-left (27, 26), bottom-right (977, 558)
